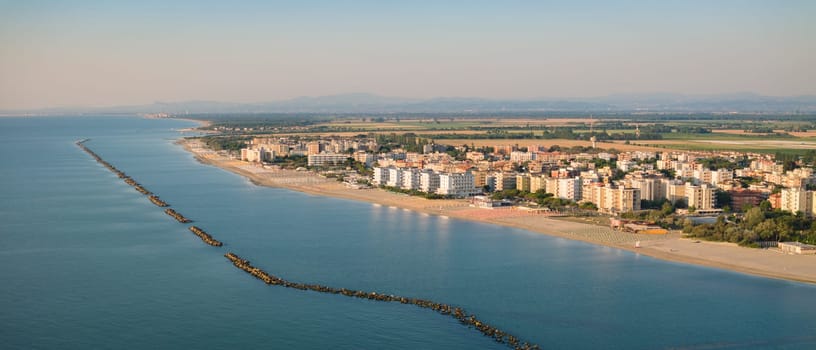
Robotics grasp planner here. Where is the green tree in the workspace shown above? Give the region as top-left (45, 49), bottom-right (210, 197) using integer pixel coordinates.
top-left (743, 207), bottom-right (766, 229)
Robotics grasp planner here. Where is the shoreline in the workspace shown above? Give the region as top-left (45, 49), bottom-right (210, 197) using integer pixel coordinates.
top-left (178, 138), bottom-right (816, 285)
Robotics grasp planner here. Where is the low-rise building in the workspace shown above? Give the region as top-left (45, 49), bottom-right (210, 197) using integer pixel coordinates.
top-left (728, 189), bottom-right (766, 212)
top-left (778, 241), bottom-right (816, 255)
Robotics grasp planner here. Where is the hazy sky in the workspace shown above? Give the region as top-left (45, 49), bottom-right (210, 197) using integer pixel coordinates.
top-left (1, 0), bottom-right (814, 109)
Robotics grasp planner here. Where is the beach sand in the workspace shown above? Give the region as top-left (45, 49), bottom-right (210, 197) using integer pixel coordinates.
top-left (179, 138), bottom-right (816, 284)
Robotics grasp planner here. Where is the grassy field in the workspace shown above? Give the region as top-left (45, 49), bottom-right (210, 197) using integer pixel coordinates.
top-left (632, 139), bottom-right (816, 154)
top-left (433, 138), bottom-right (663, 152)
top-left (246, 116), bottom-right (816, 156)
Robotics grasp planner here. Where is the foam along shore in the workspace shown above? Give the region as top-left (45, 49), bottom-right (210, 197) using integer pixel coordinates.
top-left (180, 138), bottom-right (816, 284)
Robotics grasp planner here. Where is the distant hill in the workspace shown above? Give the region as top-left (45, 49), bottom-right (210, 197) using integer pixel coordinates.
top-left (3, 92), bottom-right (815, 115)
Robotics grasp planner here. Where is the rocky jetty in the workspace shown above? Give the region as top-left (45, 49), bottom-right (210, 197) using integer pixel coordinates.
top-left (224, 252), bottom-right (540, 350)
top-left (78, 139), bottom-right (538, 349)
top-left (189, 226), bottom-right (223, 246)
top-left (165, 208), bottom-right (192, 223)
top-left (148, 195), bottom-right (169, 207)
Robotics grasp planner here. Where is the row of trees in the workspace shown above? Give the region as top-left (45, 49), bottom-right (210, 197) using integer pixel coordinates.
top-left (490, 189), bottom-right (576, 210)
top-left (380, 186), bottom-right (450, 199)
top-left (683, 203), bottom-right (816, 246)
top-left (199, 136), bottom-right (250, 151)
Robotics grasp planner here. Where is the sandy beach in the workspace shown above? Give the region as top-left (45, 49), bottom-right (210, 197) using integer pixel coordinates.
top-left (179, 138), bottom-right (816, 284)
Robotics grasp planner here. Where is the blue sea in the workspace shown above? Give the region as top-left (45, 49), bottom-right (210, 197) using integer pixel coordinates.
top-left (1, 116), bottom-right (814, 349)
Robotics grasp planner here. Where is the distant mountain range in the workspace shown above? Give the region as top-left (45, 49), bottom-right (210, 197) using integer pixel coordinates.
top-left (4, 92), bottom-right (816, 115)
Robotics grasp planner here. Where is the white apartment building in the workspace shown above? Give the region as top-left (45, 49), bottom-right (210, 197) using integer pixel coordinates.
top-left (557, 177), bottom-right (582, 201)
top-left (372, 167), bottom-right (390, 186)
top-left (307, 153), bottom-right (348, 167)
top-left (386, 167), bottom-right (403, 187)
top-left (420, 171), bottom-right (441, 193)
top-left (437, 172), bottom-right (475, 198)
top-left (400, 168), bottom-right (422, 190)
top-left (781, 187), bottom-right (812, 216)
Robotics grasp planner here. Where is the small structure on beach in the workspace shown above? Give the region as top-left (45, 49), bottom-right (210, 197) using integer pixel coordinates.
top-left (610, 218), bottom-right (668, 235)
top-left (778, 242), bottom-right (816, 255)
top-left (470, 195), bottom-right (512, 209)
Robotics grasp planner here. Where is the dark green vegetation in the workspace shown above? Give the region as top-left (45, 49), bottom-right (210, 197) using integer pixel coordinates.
top-left (490, 189), bottom-right (577, 210)
top-left (380, 186), bottom-right (451, 199)
top-left (197, 135), bottom-right (251, 151)
top-left (683, 204), bottom-right (816, 246)
top-left (620, 201), bottom-right (685, 229)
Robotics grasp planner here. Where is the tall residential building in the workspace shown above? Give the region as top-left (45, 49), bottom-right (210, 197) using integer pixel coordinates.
top-left (629, 177), bottom-right (663, 201)
top-left (419, 171), bottom-right (440, 193)
top-left (437, 172), bottom-right (475, 198)
top-left (516, 174), bottom-right (531, 192)
top-left (493, 172), bottom-right (517, 192)
top-left (530, 175), bottom-right (545, 193)
top-left (401, 168), bottom-right (421, 190)
top-left (616, 187), bottom-right (642, 213)
top-left (593, 186), bottom-right (641, 214)
top-left (662, 179), bottom-right (687, 204)
top-left (557, 177), bottom-right (582, 201)
top-left (545, 177), bottom-right (559, 196)
top-left (372, 167), bottom-right (390, 186)
top-left (386, 167), bottom-right (403, 187)
top-left (240, 147), bottom-right (272, 163)
top-left (471, 170), bottom-right (488, 190)
top-left (307, 153), bottom-right (348, 167)
top-left (685, 183), bottom-right (716, 210)
top-left (307, 142), bottom-right (322, 155)
top-left (781, 187), bottom-right (812, 216)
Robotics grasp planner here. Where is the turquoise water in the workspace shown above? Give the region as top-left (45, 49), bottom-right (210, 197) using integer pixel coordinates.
top-left (1, 116), bottom-right (815, 349)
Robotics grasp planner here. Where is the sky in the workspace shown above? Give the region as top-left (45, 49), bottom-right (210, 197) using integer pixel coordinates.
top-left (1, 0), bottom-right (814, 110)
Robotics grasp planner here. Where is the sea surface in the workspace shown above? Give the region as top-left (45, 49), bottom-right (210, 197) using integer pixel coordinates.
top-left (1, 115), bottom-right (815, 350)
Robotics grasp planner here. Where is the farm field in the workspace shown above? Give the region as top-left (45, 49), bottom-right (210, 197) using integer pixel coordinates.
top-left (433, 138), bottom-right (664, 152)
top-left (632, 139), bottom-right (816, 154)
